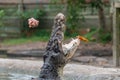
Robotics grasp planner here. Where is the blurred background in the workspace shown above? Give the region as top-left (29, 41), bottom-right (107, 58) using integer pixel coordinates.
top-left (0, 0), bottom-right (112, 43)
top-left (1, 0), bottom-right (120, 80)
top-left (0, 0), bottom-right (118, 67)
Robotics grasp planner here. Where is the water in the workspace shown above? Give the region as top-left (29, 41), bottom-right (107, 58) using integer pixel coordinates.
top-left (0, 71), bottom-right (78, 80)
top-left (1, 70), bottom-right (120, 80)
top-left (0, 73), bottom-right (77, 80)
top-left (0, 72), bottom-right (35, 80)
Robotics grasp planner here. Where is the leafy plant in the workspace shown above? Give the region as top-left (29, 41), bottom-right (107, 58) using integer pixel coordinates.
top-left (85, 0), bottom-right (111, 43)
top-left (0, 10), bottom-right (5, 26)
top-left (2, 35), bottom-right (49, 46)
top-left (66, 0), bottom-right (85, 30)
top-left (98, 28), bottom-right (112, 43)
top-left (84, 28), bottom-right (98, 41)
top-left (83, 27), bottom-right (112, 43)
top-left (0, 10), bottom-right (5, 18)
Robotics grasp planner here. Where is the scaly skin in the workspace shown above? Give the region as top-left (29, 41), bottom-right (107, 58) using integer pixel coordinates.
top-left (31, 13), bottom-right (87, 80)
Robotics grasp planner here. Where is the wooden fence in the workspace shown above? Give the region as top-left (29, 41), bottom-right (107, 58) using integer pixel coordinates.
top-left (0, 0), bottom-right (66, 38)
top-left (0, 0), bottom-right (111, 39)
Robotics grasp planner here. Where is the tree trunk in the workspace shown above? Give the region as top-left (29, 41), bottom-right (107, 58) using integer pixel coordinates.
top-left (98, 5), bottom-right (107, 31)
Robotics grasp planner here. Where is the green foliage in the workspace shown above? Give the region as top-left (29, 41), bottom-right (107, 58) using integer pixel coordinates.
top-left (20, 9), bottom-right (46, 37)
top-left (88, 0), bottom-right (109, 9)
top-left (50, 0), bottom-right (60, 3)
top-left (66, 0), bottom-right (85, 30)
top-left (98, 28), bottom-right (112, 43)
top-left (99, 33), bottom-right (112, 43)
top-left (84, 28), bottom-right (98, 41)
top-left (0, 10), bottom-right (5, 26)
top-left (84, 28), bottom-right (112, 43)
top-left (50, 0), bottom-right (86, 30)
top-left (2, 29), bottom-right (51, 45)
top-left (33, 29), bottom-right (51, 37)
top-left (65, 30), bottom-right (79, 37)
top-left (90, 0), bottom-right (103, 8)
top-left (2, 35), bottom-right (49, 46)
top-left (66, 0), bottom-right (86, 37)
top-left (21, 9), bottom-right (45, 19)
top-left (87, 0), bottom-right (110, 43)
top-left (0, 10), bottom-right (5, 18)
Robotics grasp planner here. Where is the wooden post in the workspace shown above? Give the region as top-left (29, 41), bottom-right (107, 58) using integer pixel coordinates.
top-left (113, 2), bottom-right (120, 67)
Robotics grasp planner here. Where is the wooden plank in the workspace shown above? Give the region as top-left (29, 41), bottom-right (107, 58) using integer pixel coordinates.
top-left (0, 0), bottom-right (66, 5)
top-left (23, 0), bottom-right (50, 4)
top-left (21, 0), bottom-right (66, 4)
top-left (2, 17), bottom-right (21, 27)
top-left (0, 0), bottom-right (21, 4)
top-left (0, 33), bottom-right (20, 38)
top-left (0, 4), bottom-right (18, 8)
top-left (0, 16), bottom-right (21, 38)
top-left (0, 0), bottom-right (50, 4)
top-left (0, 27), bottom-right (20, 33)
